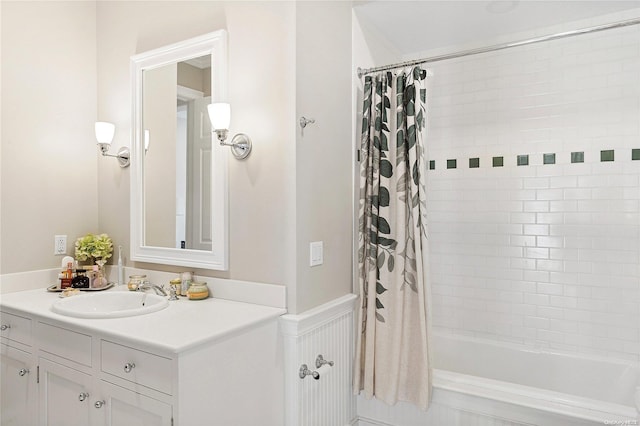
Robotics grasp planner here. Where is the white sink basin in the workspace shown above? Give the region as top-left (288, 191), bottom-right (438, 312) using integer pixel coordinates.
top-left (51, 291), bottom-right (169, 319)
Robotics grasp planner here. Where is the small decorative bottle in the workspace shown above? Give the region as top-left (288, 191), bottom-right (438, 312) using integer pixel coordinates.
top-left (128, 274), bottom-right (147, 291)
top-left (170, 278), bottom-right (182, 296)
top-left (186, 280), bottom-right (209, 300)
top-left (71, 269), bottom-right (90, 289)
top-left (180, 271), bottom-right (192, 295)
top-left (60, 262), bottom-right (74, 289)
top-left (90, 265), bottom-right (101, 288)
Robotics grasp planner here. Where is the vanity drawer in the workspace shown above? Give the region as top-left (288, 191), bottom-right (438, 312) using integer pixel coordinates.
top-left (36, 322), bottom-right (92, 367)
top-left (0, 311), bottom-right (32, 346)
top-left (101, 340), bottom-right (172, 395)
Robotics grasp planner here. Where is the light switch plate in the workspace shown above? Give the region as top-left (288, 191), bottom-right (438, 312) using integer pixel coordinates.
top-left (310, 241), bottom-right (323, 267)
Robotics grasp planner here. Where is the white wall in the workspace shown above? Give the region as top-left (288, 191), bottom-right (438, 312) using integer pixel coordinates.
top-left (0, 1), bottom-right (99, 274)
top-left (425, 13), bottom-right (640, 363)
top-left (294, 1), bottom-right (353, 313)
top-left (96, 0), bottom-right (299, 303)
top-left (355, 5), bottom-right (640, 365)
top-left (0, 1), bottom-right (353, 314)
top-left (96, 1), bottom-right (352, 314)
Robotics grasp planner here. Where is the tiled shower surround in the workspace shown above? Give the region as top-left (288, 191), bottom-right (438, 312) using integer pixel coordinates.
top-left (426, 22), bottom-right (640, 362)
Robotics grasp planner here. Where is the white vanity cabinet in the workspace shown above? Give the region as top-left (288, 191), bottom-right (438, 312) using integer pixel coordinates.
top-left (38, 357), bottom-right (95, 426)
top-left (99, 380), bottom-right (172, 426)
top-left (98, 340), bottom-right (173, 426)
top-left (0, 291), bottom-right (285, 426)
top-left (31, 319), bottom-right (171, 426)
top-left (0, 311), bottom-right (36, 426)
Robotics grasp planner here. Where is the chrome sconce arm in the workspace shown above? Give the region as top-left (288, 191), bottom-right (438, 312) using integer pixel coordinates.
top-left (98, 143), bottom-right (130, 168)
top-left (214, 131), bottom-right (252, 160)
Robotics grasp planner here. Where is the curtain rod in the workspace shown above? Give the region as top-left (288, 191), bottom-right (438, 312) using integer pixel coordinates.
top-left (357, 17), bottom-right (640, 78)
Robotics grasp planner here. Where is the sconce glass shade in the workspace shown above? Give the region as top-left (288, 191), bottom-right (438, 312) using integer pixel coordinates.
top-left (95, 122), bottom-right (115, 145)
top-left (206, 102), bottom-right (251, 160)
top-left (144, 129), bottom-right (150, 153)
top-left (94, 121), bottom-right (129, 168)
top-left (207, 103), bottom-right (230, 130)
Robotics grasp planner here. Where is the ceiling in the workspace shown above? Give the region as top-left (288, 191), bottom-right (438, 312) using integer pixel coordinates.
top-left (353, 1), bottom-right (640, 57)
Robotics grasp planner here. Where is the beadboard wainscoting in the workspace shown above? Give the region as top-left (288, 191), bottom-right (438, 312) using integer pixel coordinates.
top-left (280, 294), bottom-right (358, 426)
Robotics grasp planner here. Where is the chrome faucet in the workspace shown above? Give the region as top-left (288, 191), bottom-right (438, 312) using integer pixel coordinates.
top-left (136, 281), bottom-right (167, 296)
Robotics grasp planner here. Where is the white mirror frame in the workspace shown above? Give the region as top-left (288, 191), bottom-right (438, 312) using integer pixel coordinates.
top-left (130, 30), bottom-right (229, 270)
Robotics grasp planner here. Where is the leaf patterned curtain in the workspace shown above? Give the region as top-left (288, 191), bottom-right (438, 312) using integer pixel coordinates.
top-left (354, 66), bottom-right (432, 410)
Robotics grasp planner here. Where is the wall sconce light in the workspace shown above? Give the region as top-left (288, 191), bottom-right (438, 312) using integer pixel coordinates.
top-left (95, 122), bottom-right (130, 167)
top-left (144, 129), bottom-right (150, 154)
top-left (206, 103), bottom-right (252, 160)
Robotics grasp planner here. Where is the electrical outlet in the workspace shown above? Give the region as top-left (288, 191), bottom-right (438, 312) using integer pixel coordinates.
top-left (54, 235), bottom-right (67, 255)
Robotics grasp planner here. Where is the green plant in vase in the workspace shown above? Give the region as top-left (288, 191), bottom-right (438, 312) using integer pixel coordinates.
top-left (75, 233), bottom-right (113, 286)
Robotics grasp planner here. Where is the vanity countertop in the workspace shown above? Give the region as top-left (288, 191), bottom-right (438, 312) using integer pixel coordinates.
top-left (0, 287), bottom-right (286, 354)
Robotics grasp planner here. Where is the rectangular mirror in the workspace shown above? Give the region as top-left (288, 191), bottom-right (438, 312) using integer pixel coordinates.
top-left (131, 31), bottom-right (228, 270)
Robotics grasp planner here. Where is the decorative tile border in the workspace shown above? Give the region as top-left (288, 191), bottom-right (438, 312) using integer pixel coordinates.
top-left (601, 150), bottom-right (615, 162)
top-left (543, 153), bottom-right (556, 165)
top-left (517, 155), bottom-right (529, 166)
top-left (571, 152), bottom-right (584, 163)
top-left (429, 149), bottom-right (640, 170)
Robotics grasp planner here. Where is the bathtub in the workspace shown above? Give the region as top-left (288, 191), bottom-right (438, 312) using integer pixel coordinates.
top-left (358, 333), bottom-right (639, 426)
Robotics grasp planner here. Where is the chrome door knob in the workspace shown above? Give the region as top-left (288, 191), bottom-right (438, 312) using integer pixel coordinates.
top-left (18, 368), bottom-right (29, 377)
top-left (94, 400), bottom-right (105, 409)
top-left (78, 392), bottom-right (89, 402)
top-left (124, 362), bottom-right (135, 373)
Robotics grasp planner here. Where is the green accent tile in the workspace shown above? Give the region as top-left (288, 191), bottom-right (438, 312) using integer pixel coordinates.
top-left (492, 156), bottom-right (504, 167)
top-left (429, 160), bottom-right (435, 170)
top-left (447, 159), bottom-right (457, 169)
top-left (632, 149), bottom-right (640, 160)
top-left (517, 155), bottom-right (529, 166)
top-left (601, 150), bottom-right (614, 162)
top-left (469, 157), bottom-right (480, 168)
top-left (543, 153), bottom-right (556, 165)
top-left (571, 152), bottom-right (584, 163)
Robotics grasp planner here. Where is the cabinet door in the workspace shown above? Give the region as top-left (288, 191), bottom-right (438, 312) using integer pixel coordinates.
top-left (1, 343), bottom-right (35, 425)
top-left (100, 380), bottom-right (172, 426)
top-left (38, 358), bottom-right (100, 426)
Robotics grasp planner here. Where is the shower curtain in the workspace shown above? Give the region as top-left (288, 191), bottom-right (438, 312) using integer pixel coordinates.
top-left (354, 66), bottom-right (432, 410)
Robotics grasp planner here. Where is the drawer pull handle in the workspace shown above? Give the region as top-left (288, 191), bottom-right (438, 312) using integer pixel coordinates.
top-left (78, 392), bottom-right (89, 402)
top-left (94, 400), bottom-right (105, 409)
top-left (0, 324), bottom-right (10, 331)
top-left (124, 362), bottom-right (136, 373)
top-left (18, 368), bottom-right (29, 377)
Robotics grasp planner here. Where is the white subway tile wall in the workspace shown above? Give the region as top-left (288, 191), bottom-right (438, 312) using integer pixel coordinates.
top-left (426, 24), bottom-right (640, 362)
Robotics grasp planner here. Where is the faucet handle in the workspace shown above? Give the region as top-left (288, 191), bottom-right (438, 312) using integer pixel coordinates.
top-left (168, 285), bottom-right (179, 301)
top-left (315, 354), bottom-right (334, 368)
